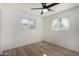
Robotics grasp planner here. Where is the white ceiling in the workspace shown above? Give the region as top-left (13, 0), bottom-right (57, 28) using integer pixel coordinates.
top-left (0, 3), bottom-right (79, 18)
top-left (20, 3), bottom-right (79, 18)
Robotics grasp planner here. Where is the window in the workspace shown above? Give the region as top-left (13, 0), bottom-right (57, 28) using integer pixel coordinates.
top-left (21, 18), bottom-right (35, 29)
top-left (52, 17), bottom-right (69, 30)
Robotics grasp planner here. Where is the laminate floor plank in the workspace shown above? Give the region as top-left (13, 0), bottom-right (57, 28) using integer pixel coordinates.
top-left (43, 41), bottom-right (79, 56)
top-left (37, 42), bottom-right (65, 56)
top-left (2, 41), bottom-right (79, 56)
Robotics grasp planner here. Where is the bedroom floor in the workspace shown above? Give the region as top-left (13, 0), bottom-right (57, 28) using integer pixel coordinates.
top-left (1, 41), bottom-right (79, 56)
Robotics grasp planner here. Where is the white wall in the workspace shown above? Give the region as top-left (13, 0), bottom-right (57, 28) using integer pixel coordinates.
top-left (0, 3), bottom-right (79, 53)
top-left (0, 4), bottom-right (43, 51)
top-left (43, 6), bottom-right (79, 52)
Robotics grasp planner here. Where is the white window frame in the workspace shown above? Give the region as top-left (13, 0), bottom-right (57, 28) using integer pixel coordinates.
top-left (52, 16), bottom-right (69, 30)
top-left (21, 18), bottom-right (35, 29)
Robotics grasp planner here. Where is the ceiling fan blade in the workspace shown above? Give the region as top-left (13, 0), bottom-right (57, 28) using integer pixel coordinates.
top-left (31, 8), bottom-right (43, 10)
top-left (41, 11), bottom-right (43, 15)
top-left (47, 3), bottom-right (59, 8)
top-left (41, 3), bottom-right (46, 8)
top-left (48, 9), bottom-right (54, 12)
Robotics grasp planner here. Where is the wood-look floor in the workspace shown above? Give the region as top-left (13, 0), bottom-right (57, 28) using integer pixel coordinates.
top-left (1, 41), bottom-right (79, 56)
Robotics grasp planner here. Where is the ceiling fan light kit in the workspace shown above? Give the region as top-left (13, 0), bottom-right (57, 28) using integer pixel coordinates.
top-left (42, 8), bottom-right (48, 13)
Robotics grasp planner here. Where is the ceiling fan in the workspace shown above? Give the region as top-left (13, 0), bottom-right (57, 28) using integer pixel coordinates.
top-left (31, 3), bottom-right (60, 15)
